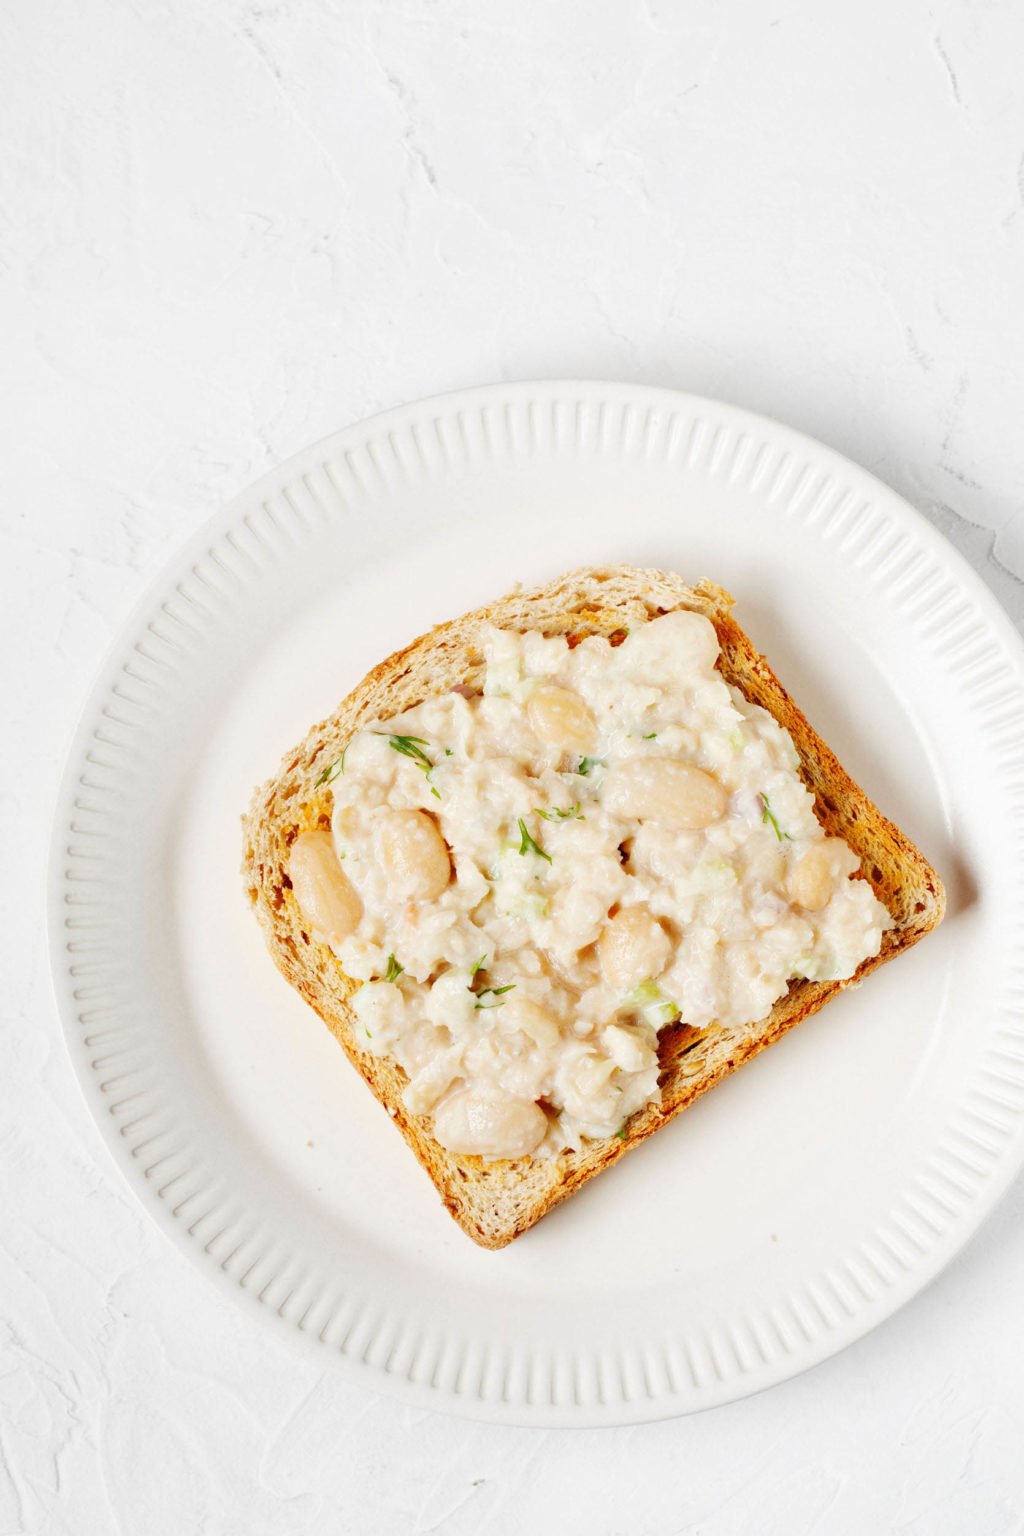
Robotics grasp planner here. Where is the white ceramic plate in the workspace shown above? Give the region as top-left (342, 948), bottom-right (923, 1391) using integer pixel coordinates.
top-left (50, 382), bottom-right (1024, 1426)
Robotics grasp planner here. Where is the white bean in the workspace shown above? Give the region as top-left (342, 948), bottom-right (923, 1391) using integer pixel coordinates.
top-left (527, 685), bottom-right (597, 754)
top-left (289, 829), bottom-right (363, 943)
top-left (432, 1090), bottom-right (547, 1158)
top-left (626, 610), bottom-right (720, 672)
top-left (378, 810), bottom-right (451, 901)
top-left (604, 756), bottom-right (726, 829)
top-left (788, 838), bottom-right (850, 911)
top-left (599, 905), bottom-right (671, 990)
top-left (508, 998), bottom-right (562, 1050)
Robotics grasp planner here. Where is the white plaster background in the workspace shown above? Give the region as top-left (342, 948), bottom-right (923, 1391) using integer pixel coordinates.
top-left (3, 0), bottom-right (1024, 1531)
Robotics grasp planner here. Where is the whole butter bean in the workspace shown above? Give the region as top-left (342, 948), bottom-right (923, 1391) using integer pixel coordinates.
top-left (788, 839), bottom-right (847, 911)
top-left (604, 756), bottom-right (726, 829)
top-left (432, 1090), bottom-right (547, 1158)
top-left (289, 829), bottom-right (363, 944)
top-left (527, 685), bottom-right (597, 755)
top-left (599, 905), bottom-right (671, 990)
top-left (378, 810), bottom-right (451, 900)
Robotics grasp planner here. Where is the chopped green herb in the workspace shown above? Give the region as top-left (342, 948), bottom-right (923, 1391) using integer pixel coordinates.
top-left (575, 756), bottom-right (605, 777)
top-left (642, 732), bottom-right (657, 740)
top-left (376, 732), bottom-right (442, 796)
top-left (534, 802), bottom-right (584, 822)
top-left (363, 1027), bottom-right (373, 1039)
top-left (517, 817), bottom-right (552, 863)
top-left (315, 744), bottom-right (347, 786)
top-left (759, 793), bottom-right (791, 842)
top-left (383, 953), bottom-right (403, 984)
top-left (444, 747), bottom-right (454, 757)
top-left (377, 732), bottom-right (432, 769)
top-left (615, 1121), bottom-right (629, 1141)
top-left (474, 984), bottom-right (516, 1010)
top-left (471, 954), bottom-right (488, 978)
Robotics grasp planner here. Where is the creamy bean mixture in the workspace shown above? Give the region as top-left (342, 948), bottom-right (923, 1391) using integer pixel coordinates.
top-left (289, 612), bottom-right (891, 1158)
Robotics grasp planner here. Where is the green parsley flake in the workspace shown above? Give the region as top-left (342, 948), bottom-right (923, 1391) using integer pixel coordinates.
top-left (314, 744), bottom-right (347, 786)
top-left (474, 984), bottom-right (516, 1010)
top-left (378, 732), bottom-right (432, 769)
top-left (376, 732), bottom-right (441, 797)
top-left (534, 802), bottom-right (584, 822)
top-left (383, 953), bottom-right (404, 984)
top-left (517, 818), bottom-right (552, 863)
top-left (759, 793), bottom-right (791, 842)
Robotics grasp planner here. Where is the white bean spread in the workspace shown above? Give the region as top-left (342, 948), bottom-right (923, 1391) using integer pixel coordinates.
top-left (291, 612), bottom-right (891, 1158)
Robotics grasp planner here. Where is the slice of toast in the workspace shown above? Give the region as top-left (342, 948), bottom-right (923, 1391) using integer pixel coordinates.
top-left (242, 567), bottom-right (945, 1248)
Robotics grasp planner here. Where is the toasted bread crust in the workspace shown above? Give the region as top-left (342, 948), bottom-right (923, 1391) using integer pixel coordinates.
top-left (242, 568), bottom-right (945, 1248)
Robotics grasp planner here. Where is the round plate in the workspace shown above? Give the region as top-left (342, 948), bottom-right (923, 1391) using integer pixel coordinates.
top-left (50, 382), bottom-right (1024, 1426)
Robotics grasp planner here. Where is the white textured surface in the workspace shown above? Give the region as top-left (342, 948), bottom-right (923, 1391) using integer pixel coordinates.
top-left (3, 0), bottom-right (1024, 1531)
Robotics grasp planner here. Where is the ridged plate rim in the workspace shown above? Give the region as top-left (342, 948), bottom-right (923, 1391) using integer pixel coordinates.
top-left (48, 381), bottom-right (1024, 1425)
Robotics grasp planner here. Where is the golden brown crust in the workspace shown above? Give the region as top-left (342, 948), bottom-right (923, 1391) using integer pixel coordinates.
top-left (241, 567), bottom-right (945, 1249)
